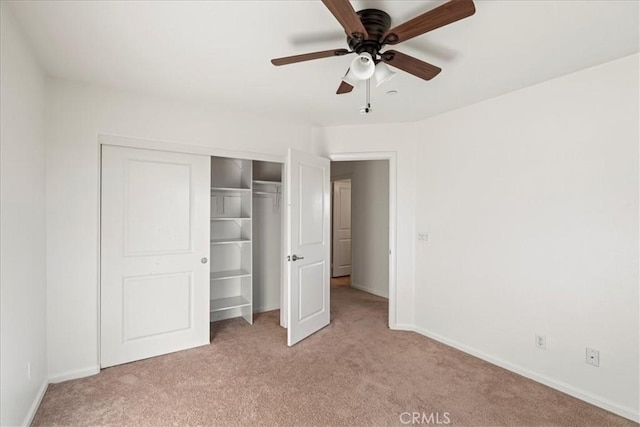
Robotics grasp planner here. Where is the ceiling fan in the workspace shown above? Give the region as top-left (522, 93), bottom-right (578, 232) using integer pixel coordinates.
top-left (271, 0), bottom-right (476, 96)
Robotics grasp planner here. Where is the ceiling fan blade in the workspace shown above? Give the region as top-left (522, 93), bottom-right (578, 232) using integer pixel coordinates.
top-left (337, 80), bottom-right (354, 94)
top-left (271, 49), bottom-right (351, 66)
top-left (383, 0), bottom-right (475, 45)
top-left (380, 50), bottom-right (442, 81)
top-left (321, 0), bottom-right (369, 40)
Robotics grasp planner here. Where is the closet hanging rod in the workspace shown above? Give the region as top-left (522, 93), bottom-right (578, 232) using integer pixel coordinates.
top-left (252, 191), bottom-right (280, 195)
top-left (252, 180), bottom-right (282, 185)
top-left (210, 186), bottom-right (251, 193)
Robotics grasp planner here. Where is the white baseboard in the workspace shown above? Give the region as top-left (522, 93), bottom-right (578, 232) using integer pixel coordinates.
top-left (410, 325), bottom-right (639, 423)
top-left (350, 282), bottom-right (389, 299)
top-left (49, 364), bottom-right (100, 384)
top-left (254, 303), bottom-right (280, 313)
top-left (390, 323), bottom-right (415, 332)
top-left (22, 379), bottom-right (48, 426)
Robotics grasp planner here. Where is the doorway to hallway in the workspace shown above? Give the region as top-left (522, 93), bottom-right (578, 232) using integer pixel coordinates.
top-left (330, 160), bottom-right (389, 300)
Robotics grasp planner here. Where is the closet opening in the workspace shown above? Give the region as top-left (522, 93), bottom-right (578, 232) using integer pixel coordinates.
top-left (209, 157), bottom-right (283, 332)
top-left (330, 159), bottom-right (390, 312)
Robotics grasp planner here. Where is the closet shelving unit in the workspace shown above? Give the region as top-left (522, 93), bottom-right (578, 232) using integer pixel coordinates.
top-left (209, 157), bottom-right (253, 324)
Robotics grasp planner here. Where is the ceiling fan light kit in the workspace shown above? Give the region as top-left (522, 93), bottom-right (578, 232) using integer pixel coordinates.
top-left (271, 0), bottom-right (476, 112)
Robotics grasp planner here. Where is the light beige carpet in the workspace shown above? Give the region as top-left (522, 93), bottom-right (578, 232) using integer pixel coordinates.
top-left (33, 284), bottom-right (635, 426)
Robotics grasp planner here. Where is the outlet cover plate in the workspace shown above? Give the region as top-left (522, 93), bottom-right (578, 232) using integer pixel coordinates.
top-left (586, 348), bottom-right (600, 367)
top-left (535, 334), bottom-right (546, 350)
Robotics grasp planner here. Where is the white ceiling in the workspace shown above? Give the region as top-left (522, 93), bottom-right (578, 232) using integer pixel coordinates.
top-left (7, 1), bottom-right (639, 127)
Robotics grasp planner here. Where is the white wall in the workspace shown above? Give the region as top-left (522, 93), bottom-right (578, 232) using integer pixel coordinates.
top-left (252, 197), bottom-right (281, 312)
top-left (0, 4), bottom-right (48, 425)
top-left (314, 123), bottom-right (417, 328)
top-left (253, 171), bottom-right (282, 312)
top-left (314, 54), bottom-right (639, 421)
top-left (349, 161), bottom-right (390, 298)
top-left (252, 161), bottom-right (282, 313)
top-left (45, 79), bottom-right (313, 380)
top-left (413, 54), bottom-right (639, 420)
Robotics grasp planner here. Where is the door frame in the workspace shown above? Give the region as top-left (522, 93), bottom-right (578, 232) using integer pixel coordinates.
top-left (328, 152), bottom-right (398, 329)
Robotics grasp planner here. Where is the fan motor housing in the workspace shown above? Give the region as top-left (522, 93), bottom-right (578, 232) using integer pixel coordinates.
top-left (347, 9), bottom-right (391, 57)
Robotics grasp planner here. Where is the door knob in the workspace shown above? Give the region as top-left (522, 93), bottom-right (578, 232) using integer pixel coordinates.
top-left (201, 257), bottom-right (208, 264)
top-left (291, 254), bottom-right (304, 262)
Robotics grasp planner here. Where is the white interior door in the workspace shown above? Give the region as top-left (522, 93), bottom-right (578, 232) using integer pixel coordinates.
top-left (101, 145), bottom-right (210, 368)
top-left (332, 180), bottom-right (351, 277)
top-left (285, 149), bottom-right (331, 346)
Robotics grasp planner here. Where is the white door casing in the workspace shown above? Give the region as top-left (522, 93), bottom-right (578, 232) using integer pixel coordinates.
top-left (332, 180), bottom-right (351, 277)
top-left (286, 149), bottom-right (331, 346)
top-left (100, 145), bottom-right (210, 368)
top-left (329, 152), bottom-right (397, 329)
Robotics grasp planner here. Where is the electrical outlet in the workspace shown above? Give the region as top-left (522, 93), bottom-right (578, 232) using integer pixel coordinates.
top-left (535, 334), bottom-right (546, 350)
top-left (586, 348), bottom-right (600, 367)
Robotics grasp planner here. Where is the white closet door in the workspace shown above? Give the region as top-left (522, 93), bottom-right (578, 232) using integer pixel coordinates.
top-left (101, 145), bottom-right (210, 368)
top-left (286, 149), bottom-right (331, 346)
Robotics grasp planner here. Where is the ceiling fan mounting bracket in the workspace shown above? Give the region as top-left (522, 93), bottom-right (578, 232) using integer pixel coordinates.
top-left (347, 9), bottom-right (391, 58)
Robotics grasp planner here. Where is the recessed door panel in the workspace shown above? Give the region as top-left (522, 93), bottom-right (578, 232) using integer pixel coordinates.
top-left (299, 163), bottom-right (325, 246)
top-left (298, 261), bottom-right (325, 321)
top-left (337, 239), bottom-right (351, 266)
top-left (125, 159), bottom-right (192, 255)
top-left (339, 187), bottom-right (351, 228)
top-left (123, 273), bottom-right (192, 341)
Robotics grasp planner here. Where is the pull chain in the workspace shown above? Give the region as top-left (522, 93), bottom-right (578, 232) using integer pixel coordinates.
top-left (360, 78), bottom-right (372, 114)
top-left (366, 78), bottom-right (371, 111)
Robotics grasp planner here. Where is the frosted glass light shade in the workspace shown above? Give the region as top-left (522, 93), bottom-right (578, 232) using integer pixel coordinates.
top-left (342, 68), bottom-right (359, 86)
top-left (374, 62), bottom-right (396, 87)
top-left (350, 52), bottom-right (375, 80)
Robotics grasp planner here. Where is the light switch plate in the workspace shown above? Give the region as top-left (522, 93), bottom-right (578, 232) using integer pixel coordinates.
top-left (417, 232), bottom-right (430, 242)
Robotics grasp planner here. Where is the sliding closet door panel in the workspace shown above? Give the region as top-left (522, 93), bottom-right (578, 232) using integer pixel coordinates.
top-left (101, 145), bottom-right (210, 368)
